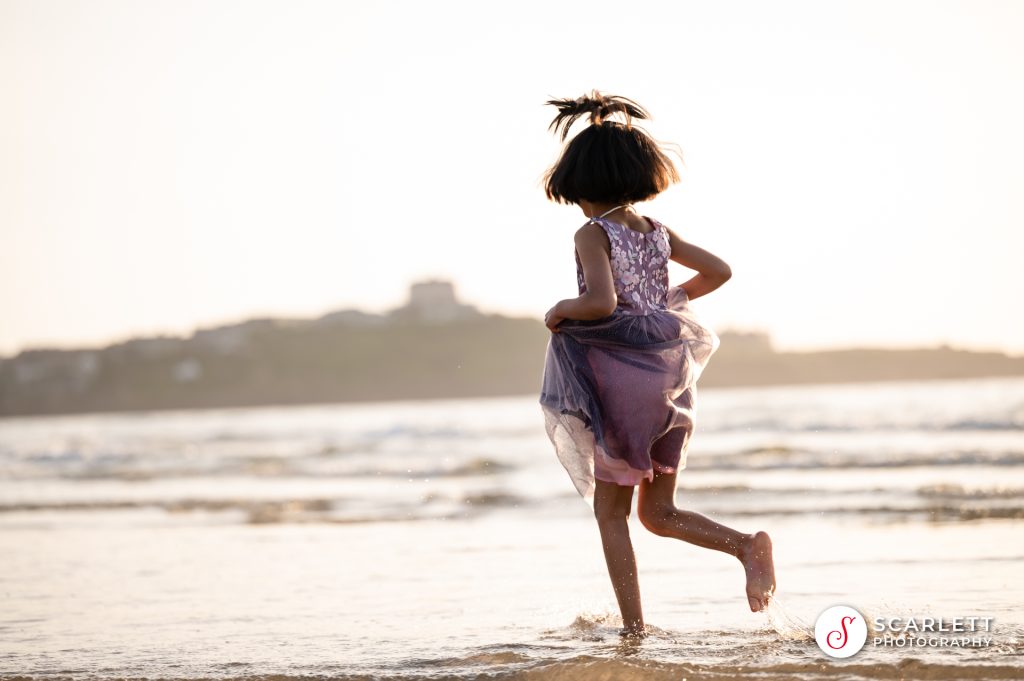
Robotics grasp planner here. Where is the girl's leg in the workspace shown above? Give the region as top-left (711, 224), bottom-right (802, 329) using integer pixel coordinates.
top-left (637, 467), bottom-right (776, 612)
top-left (592, 478), bottom-right (645, 636)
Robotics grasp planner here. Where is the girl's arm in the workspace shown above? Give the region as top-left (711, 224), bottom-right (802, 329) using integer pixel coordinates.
top-left (544, 224), bottom-right (616, 332)
top-left (664, 225), bottom-right (732, 300)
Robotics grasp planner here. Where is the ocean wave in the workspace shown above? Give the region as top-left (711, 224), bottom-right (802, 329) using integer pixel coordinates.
top-left (704, 418), bottom-right (1024, 434)
top-left (3, 487), bottom-right (1022, 526)
top-left (915, 484), bottom-right (1024, 500)
top-left (696, 448), bottom-right (1024, 471)
top-left (717, 504), bottom-right (1024, 522)
top-left (0, 485), bottom-right (533, 525)
top-left (6, 446), bottom-right (1024, 484)
top-left (10, 657), bottom-right (1020, 681)
top-left (5, 649), bottom-right (1022, 681)
top-left (0, 452), bottom-right (519, 482)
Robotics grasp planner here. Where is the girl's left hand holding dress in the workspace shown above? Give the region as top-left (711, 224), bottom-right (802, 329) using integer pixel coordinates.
top-left (544, 304), bottom-right (565, 332)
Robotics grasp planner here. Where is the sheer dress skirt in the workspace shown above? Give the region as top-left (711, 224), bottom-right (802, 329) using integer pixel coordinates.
top-left (539, 286), bottom-right (719, 507)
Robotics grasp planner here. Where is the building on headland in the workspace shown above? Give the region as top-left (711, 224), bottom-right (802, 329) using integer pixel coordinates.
top-left (387, 279), bottom-right (483, 324)
top-left (313, 280), bottom-right (481, 327)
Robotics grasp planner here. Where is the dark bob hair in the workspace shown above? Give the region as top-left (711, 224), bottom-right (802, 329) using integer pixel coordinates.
top-left (543, 91), bottom-right (681, 205)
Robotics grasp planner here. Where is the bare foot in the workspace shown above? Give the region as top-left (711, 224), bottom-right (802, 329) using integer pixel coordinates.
top-left (618, 625), bottom-right (648, 640)
top-left (738, 531), bottom-right (776, 612)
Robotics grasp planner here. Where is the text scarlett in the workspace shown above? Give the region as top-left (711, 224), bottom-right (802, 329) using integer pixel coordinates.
top-left (873, 616), bottom-right (993, 633)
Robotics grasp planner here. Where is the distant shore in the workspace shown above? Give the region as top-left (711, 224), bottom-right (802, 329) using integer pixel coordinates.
top-left (3, 311), bottom-right (1023, 419)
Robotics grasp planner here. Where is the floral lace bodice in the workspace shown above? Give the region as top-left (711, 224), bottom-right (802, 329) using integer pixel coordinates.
top-left (574, 215), bottom-right (673, 316)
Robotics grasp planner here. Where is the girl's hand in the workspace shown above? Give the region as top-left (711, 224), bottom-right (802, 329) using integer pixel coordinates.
top-left (545, 303), bottom-right (566, 332)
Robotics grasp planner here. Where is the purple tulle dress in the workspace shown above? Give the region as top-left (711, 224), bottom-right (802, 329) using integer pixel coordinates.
top-left (539, 215), bottom-right (720, 507)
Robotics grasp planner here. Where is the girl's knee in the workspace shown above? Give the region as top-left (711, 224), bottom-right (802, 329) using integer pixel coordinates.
top-left (638, 503), bottom-right (672, 535)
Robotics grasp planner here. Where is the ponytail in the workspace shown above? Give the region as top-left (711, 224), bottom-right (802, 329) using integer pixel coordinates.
top-left (545, 90), bottom-right (651, 142)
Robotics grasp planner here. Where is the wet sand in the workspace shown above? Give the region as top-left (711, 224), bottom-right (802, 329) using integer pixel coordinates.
top-left (2, 378), bottom-right (1023, 678)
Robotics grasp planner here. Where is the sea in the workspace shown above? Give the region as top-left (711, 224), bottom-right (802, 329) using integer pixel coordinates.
top-left (1, 376), bottom-right (1023, 680)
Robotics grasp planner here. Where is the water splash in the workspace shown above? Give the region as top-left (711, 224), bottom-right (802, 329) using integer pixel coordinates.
top-left (538, 609), bottom-right (624, 642)
top-left (763, 596), bottom-right (814, 641)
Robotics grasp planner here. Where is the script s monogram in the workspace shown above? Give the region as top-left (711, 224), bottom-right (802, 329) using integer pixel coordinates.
top-left (827, 615), bottom-right (857, 649)
top-left (816, 605), bottom-right (867, 657)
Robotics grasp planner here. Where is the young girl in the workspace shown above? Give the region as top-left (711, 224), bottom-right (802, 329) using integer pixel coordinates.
top-left (538, 91), bottom-right (776, 638)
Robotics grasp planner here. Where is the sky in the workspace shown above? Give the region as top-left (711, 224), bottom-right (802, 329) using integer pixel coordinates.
top-left (2, 0), bottom-right (1023, 357)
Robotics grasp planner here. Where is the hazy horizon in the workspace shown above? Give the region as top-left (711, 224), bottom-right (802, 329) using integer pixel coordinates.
top-left (4, 0), bottom-right (1023, 358)
top-left (3, 279), bottom-right (1022, 360)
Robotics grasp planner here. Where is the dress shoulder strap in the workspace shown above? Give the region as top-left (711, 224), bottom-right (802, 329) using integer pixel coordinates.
top-left (582, 216), bottom-right (621, 253)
